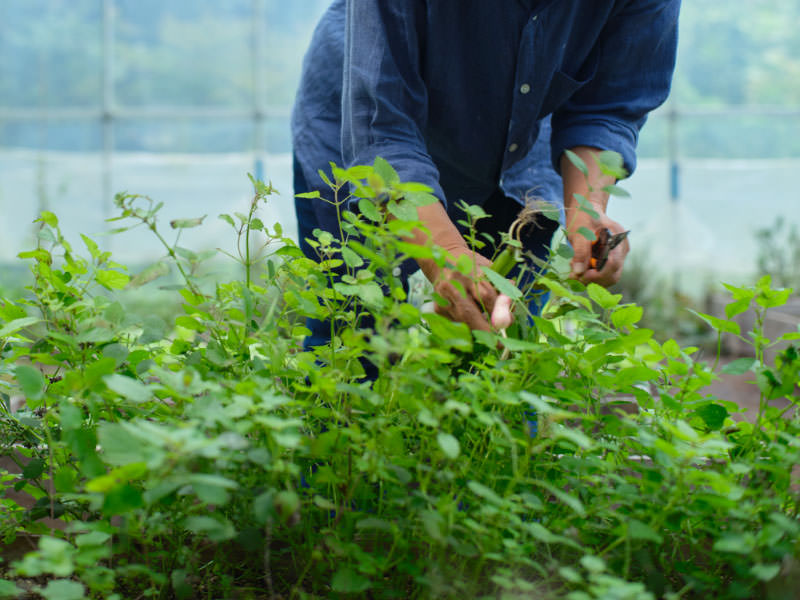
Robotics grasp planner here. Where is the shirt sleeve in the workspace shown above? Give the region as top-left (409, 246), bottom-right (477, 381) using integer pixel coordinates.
top-left (549, 0), bottom-right (681, 177)
top-left (342, 1), bottom-right (447, 205)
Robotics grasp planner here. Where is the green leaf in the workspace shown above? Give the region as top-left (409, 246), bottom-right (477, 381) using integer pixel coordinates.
top-left (218, 213), bottom-right (236, 228)
top-left (0, 316), bottom-right (39, 337)
top-left (87, 465), bottom-right (147, 495)
top-left (721, 358), bottom-right (756, 375)
top-left (424, 313), bottom-right (473, 353)
top-left (725, 298), bottom-right (750, 318)
top-left (253, 492), bottom-right (274, 525)
top-left (694, 403), bottom-right (729, 430)
top-left (358, 198), bottom-right (382, 222)
top-left (455, 253), bottom-right (475, 276)
top-left (22, 458), bottom-right (46, 480)
top-left (538, 278), bottom-right (592, 310)
top-left (586, 283), bottom-right (622, 309)
top-left (313, 495), bottom-right (336, 511)
top-left (611, 305), bottom-right (643, 329)
top-left (96, 269), bottom-right (130, 290)
top-left (103, 483), bottom-right (144, 515)
top-left (357, 282), bottom-right (384, 310)
top-left (597, 150), bottom-right (628, 179)
top-left (332, 567), bottom-right (371, 593)
top-left (39, 580), bottom-right (85, 600)
top-left (712, 533), bottom-right (755, 555)
top-left (374, 156), bottom-right (400, 184)
top-left (395, 241), bottom-right (434, 260)
top-left (129, 262), bottom-right (170, 288)
top-left (341, 246), bottom-right (364, 268)
top-left (576, 227), bottom-right (597, 242)
top-left (386, 198), bottom-right (417, 221)
top-left (467, 481), bottom-right (504, 505)
top-left (626, 519), bottom-right (663, 544)
top-left (171, 569), bottom-right (193, 600)
top-left (437, 432), bottom-right (460, 459)
top-left (564, 149), bottom-right (589, 176)
top-left (481, 266), bottom-right (522, 300)
top-left (38, 211), bottom-right (59, 228)
top-left (175, 316), bottom-right (204, 332)
top-left (574, 194), bottom-right (600, 219)
top-left (184, 516), bottom-right (236, 542)
top-left (295, 190), bottom-right (321, 200)
top-left (15, 365), bottom-right (45, 401)
top-left (536, 481), bottom-right (586, 517)
top-left (188, 474), bottom-right (239, 506)
top-left (690, 309), bottom-right (741, 335)
top-left (500, 337), bottom-right (544, 352)
top-left (580, 555), bottom-right (606, 574)
top-left (170, 215), bottom-right (206, 229)
top-left (602, 184), bottom-right (631, 198)
top-left (402, 190), bottom-right (437, 207)
top-left (104, 374), bottom-right (151, 403)
top-left (274, 490), bottom-right (300, 522)
top-left (17, 249), bottom-right (51, 262)
top-left (138, 315), bottom-right (168, 345)
top-left (0, 579), bottom-right (21, 598)
top-left (662, 338), bottom-right (681, 358)
top-left (750, 563), bottom-right (781, 582)
top-left (552, 425), bottom-right (593, 450)
top-left (613, 366), bottom-right (660, 386)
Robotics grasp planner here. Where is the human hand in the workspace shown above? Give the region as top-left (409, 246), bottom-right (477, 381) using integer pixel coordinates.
top-left (567, 204), bottom-right (629, 287)
top-left (429, 246), bottom-right (499, 332)
top-left (561, 146), bottom-right (630, 288)
top-left (408, 200), bottom-right (502, 331)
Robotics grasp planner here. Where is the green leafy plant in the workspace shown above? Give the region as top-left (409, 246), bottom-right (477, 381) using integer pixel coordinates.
top-left (0, 158), bottom-right (798, 599)
top-left (755, 217), bottom-right (800, 290)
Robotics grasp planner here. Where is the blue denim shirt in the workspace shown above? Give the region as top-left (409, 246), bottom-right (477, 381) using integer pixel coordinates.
top-left (292, 0), bottom-right (680, 221)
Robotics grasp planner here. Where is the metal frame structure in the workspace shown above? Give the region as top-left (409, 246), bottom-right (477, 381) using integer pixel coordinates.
top-left (0, 0), bottom-right (289, 220)
top-left (1, 0), bottom-right (800, 225)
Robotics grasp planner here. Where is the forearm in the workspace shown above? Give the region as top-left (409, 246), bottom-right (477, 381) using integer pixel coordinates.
top-left (560, 146), bottom-right (629, 285)
top-left (561, 146), bottom-right (614, 226)
top-left (407, 201), bottom-right (469, 282)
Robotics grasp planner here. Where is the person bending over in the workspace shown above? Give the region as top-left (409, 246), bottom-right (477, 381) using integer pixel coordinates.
top-left (292, 0), bottom-right (680, 337)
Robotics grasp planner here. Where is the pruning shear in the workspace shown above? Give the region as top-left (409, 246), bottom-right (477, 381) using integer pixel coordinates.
top-left (590, 228), bottom-right (630, 271)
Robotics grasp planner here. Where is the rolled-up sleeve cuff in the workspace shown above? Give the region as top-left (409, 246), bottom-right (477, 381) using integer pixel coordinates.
top-left (550, 117), bottom-right (641, 178)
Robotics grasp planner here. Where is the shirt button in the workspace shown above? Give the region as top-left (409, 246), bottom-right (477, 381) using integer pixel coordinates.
top-left (520, 83), bottom-right (531, 94)
top-left (392, 267), bottom-right (401, 277)
top-left (508, 143), bottom-right (519, 153)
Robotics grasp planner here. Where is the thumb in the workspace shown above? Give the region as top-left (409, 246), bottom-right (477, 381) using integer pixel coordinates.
top-left (571, 260), bottom-right (586, 278)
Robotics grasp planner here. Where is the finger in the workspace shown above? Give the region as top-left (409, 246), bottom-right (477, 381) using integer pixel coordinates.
top-left (435, 280), bottom-right (492, 331)
top-left (582, 240), bottom-right (628, 286)
top-left (568, 233), bottom-right (593, 280)
top-left (459, 299), bottom-right (492, 332)
top-left (475, 279), bottom-right (499, 315)
top-left (448, 267), bottom-right (497, 316)
top-left (582, 261), bottom-right (623, 287)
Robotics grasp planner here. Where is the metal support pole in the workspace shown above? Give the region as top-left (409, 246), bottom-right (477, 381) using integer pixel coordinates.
top-left (252, 0), bottom-right (267, 183)
top-left (102, 0), bottom-right (114, 246)
top-left (667, 103), bottom-right (681, 315)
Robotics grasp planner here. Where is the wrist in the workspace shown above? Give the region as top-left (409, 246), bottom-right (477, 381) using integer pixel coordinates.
top-left (406, 201), bottom-right (470, 282)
